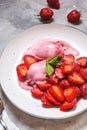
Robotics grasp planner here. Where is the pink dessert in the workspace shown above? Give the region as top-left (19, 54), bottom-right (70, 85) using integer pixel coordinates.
top-left (17, 39), bottom-right (79, 90)
top-left (16, 38), bottom-right (87, 111)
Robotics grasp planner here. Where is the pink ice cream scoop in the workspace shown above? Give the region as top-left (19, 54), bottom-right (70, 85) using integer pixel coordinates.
top-left (27, 60), bottom-right (46, 82)
top-left (27, 39), bottom-right (64, 59)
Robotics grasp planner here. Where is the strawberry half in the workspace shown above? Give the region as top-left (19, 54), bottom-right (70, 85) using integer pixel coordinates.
top-left (80, 68), bottom-right (87, 80)
top-left (46, 75), bottom-right (58, 84)
top-left (68, 72), bottom-right (85, 85)
top-left (55, 67), bottom-right (65, 79)
top-left (59, 98), bottom-right (77, 111)
top-left (80, 83), bottom-right (87, 98)
top-left (59, 79), bottom-right (70, 89)
top-left (45, 90), bottom-right (61, 105)
top-left (62, 64), bottom-right (74, 74)
top-left (41, 95), bottom-right (53, 107)
top-left (16, 63), bottom-right (28, 80)
top-left (31, 87), bottom-right (44, 99)
top-left (49, 85), bottom-right (64, 102)
top-left (23, 55), bottom-right (39, 68)
top-left (63, 54), bottom-right (75, 64)
top-left (64, 86), bottom-right (80, 102)
top-left (47, 0), bottom-right (60, 9)
top-left (37, 82), bottom-right (51, 91)
top-left (76, 57), bottom-right (87, 67)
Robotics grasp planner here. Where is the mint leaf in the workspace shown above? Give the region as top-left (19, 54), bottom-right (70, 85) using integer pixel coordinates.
top-left (47, 55), bottom-right (62, 66)
top-left (46, 63), bottom-right (54, 76)
top-left (46, 55), bottom-right (62, 76)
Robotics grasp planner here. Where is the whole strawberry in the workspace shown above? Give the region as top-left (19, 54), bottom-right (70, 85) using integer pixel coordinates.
top-left (47, 0), bottom-right (60, 9)
top-left (67, 10), bottom-right (81, 23)
top-left (40, 8), bottom-right (54, 20)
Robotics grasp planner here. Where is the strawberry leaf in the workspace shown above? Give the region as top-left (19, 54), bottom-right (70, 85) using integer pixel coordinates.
top-left (46, 63), bottom-right (54, 76)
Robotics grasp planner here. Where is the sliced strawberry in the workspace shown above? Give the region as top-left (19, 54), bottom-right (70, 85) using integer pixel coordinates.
top-left (55, 67), bottom-right (65, 79)
top-left (73, 63), bottom-right (80, 72)
top-left (80, 68), bottom-right (87, 80)
top-left (45, 90), bottom-right (61, 105)
top-left (46, 75), bottom-right (58, 84)
top-left (68, 72), bottom-right (85, 85)
top-left (23, 55), bottom-right (39, 67)
top-left (49, 85), bottom-right (64, 102)
top-left (16, 63), bottom-right (28, 79)
top-left (59, 79), bottom-right (70, 89)
top-left (37, 82), bottom-right (51, 91)
top-left (62, 64), bottom-right (74, 74)
top-left (76, 57), bottom-right (87, 67)
top-left (59, 98), bottom-right (77, 111)
top-left (41, 95), bottom-right (53, 107)
top-left (63, 54), bottom-right (75, 64)
top-left (80, 83), bottom-right (87, 98)
top-left (64, 86), bottom-right (80, 102)
top-left (31, 87), bottom-right (44, 99)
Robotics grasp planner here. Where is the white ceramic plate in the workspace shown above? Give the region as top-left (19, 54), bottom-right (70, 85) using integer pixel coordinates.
top-left (0, 24), bottom-right (87, 119)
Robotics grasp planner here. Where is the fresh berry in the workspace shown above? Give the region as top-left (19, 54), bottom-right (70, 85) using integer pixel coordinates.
top-left (40, 8), bottom-right (54, 20)
top-left (59, 79), bottom-right (70, 89)
top-left (62, 64), bottom-right (74, 74)
top-left (64, 86), bottom-right (80, 102)
top-left (80, 83), bottom-right (87, 98)
top-left (55, 67), bottom-right (65, 79)
top-left (68, 72), bottom-right (85, 85)
top-left (41, 95), bottom-right (53, 107)
top-left (80, 68), bottom-right (87, 80)
top-left (76, 57), bottom-right (87, 67)
top-left (45, 90), bottom-right (61, 105)
top-left (46, 75), bottom-right (58, 84)
top-left (59, 98), bottom-right (77, 111)
top-left (63, 54), bottom-right (75, 64)
top-left (67, 10), bottom-right (80, 23)
top-left (49, 85), bottom-right (64, 102)
top-left (47, 0), bottom-right (60, 9)
top-left (23, 55), bottom-right (39, 68)
top-left (16, 63), bottom-right (28, 79)
top-left (73, 63), bottom-right (81, 72)
top-left (31, 87), bottom-right (44, 98)
top-left (37, 82), bottom-right (51, 91)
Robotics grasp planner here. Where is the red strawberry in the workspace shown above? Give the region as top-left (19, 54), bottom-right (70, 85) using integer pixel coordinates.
top-left (76, 57), bottom-right (87, 67)
top-left (31, 87), bottom-right (44, 98)
top-left (49, 85), bottom-right (64, 102)
top-left (62, 64), bottom-right (74, 74)
top-left (59, 98), bottom-right (77, 111)
top-left (41, 95), bottom-right (53, 107)
top-left (67, 10), bottom-right (80, 23)
top-left (59, 79), bottom-right (70, 89)
top-left (68, 72), bottom-right (85, 85)
top-left (55, 67), bottom-right (65, 79)
top-left (45, 90), bottom-right (61, 105)
top-left (40, 8), bottom-right (54, 20)
top-left (64, 86), bottom-right (80, 102)
top-left (80, 68), bottom-right (87, 80)
top-left (16, 63), bottom-right (28, 79)
top-left (80, 83), bottom-right (87, 98)
top-left (23, 55), bottom-right (39, 68)
top-left (47, 0), bottom-right (60, 9)
top-left (63, 54), bottom-right (75, 64)
top-left (46, 75), bottom-right (58, 84)
top-left (37, 82), bottom-right (51, 91)
top-left (73, 63), bottom-right (80, 72)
